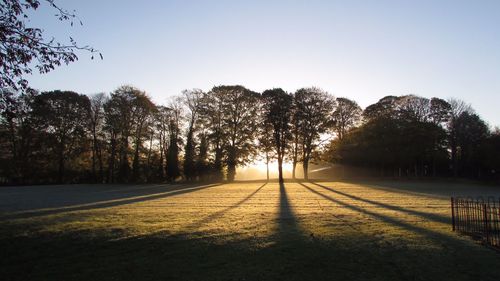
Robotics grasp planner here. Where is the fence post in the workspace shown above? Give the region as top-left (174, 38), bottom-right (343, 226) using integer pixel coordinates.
top-left (451, 197), bottom-right (455, 231)
top-left (483, 204), bottom-right (490, 245)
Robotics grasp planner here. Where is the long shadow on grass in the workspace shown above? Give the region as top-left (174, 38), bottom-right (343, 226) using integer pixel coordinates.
top-left (3, 183), bottom-right (500, 280)
top-left (0, 183), bottom-right (221, 221)
top-left (187, 182), bottom-right (267, 229)
top-left (5, 230), bottom-right (500, 281)
top-left (298, 182), bottom-right (455, 242)
top-left (277, 182), bottom-right (303, 239)
top-left (310, 181), bottom-right (449, 224)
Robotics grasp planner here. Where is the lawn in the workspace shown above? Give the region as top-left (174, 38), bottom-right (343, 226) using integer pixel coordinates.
top-left (1, 180), bottom-right (500, 280)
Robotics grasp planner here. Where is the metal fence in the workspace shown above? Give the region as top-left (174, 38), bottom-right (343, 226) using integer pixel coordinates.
top-left (451, 197), bottom-right (500, 249)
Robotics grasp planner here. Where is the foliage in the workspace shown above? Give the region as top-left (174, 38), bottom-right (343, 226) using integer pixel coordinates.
top-left (1, 85), bottom-right (500, 184)
top-left (294, 87), bottom-right (335, 179)
top-left (0, 0), bottom-right (100, 90)
top-left (261, 88), bottom-right (293, 182)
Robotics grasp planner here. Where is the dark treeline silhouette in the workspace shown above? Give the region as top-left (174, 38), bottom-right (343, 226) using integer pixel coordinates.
top-left (324, 95), bottom-right (500, 180)
top-left (1, 86), bottom-right (499, 184)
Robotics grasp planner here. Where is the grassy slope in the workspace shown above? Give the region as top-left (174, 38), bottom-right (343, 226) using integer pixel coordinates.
top-left (1, 181), bottom-right (500, 281)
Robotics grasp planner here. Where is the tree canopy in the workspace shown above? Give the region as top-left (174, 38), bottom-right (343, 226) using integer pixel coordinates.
top-left (1, 85), bottom-right (499, 184)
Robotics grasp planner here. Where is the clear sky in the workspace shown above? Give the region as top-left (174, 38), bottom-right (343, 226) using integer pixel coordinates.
top-left (27, 0), bottom-right (500, 127)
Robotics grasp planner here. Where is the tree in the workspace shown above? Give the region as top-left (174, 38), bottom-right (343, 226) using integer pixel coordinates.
top-left (327, 94), bottom-right (450, 178)
top-left (331, 97), bottom-right (362, 141)
top-left (429, 97), bottom-right (451, 125)
top-left (182, 89), bottom-right (203, 181)
top-left (103, 85), bottom-right (154, 183)
top-left (294, 87), bottom-right (335, 180)
top-left (395, 95), bottom-right (431, 123)
top-left (130, 90), bottom-right (156, 182)
top-left (362, 96), bottom-right (398, 121)
top-left (258, 97), bottom-right (277, 181)
top-left (454, 112), bottom-right (489, 177)
top-left (0, 88), bottom-right (38, 182)
top-left (199, 87), bottom-right (226, 181)
top-left (31, 90), bottom-right (90, 183)
top-left (262, 88), bottom-right (293, 183)
top-left (447, 98), bottom-right (473, 177)
top-left (154, 106), bottom-right (171, 180)
top-left (196, 131), bottom-right (209, 181)
top-left (220, 86), bottom-right (260, 182)
top-left (166, 99), bottom-right (182, 182)
top-left (289, 97), bottom-right (302, 179)
top-left (0, 0), bottom-right (100, 90)
top-left (480, 129), bottom-right (500, 180)
top-left (89, 93), bottom-right (107, 182)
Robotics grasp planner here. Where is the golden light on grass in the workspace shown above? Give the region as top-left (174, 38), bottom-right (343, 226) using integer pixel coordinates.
top-left (236, 161), bottom-right (296, 180)
top-left (2, 181), bottom-right (500, 280)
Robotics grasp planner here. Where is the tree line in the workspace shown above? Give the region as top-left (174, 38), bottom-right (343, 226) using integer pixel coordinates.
top-left (1, 85), bottom-right (499, 184)
top-left (324, 95), bottom-right (500, 179)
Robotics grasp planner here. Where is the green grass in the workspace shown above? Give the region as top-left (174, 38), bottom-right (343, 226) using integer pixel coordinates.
top-left (1, 180), bottom-right (500, 280)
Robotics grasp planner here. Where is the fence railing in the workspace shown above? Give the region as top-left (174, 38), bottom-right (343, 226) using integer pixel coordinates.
top-left (451, 196), bottom-right (500, 249)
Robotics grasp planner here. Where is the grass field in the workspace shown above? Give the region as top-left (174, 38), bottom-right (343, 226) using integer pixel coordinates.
top-left (1, 180), bottom-right (500, 281)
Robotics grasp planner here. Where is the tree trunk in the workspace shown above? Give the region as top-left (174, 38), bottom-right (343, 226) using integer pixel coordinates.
top-left (303, 159), bottom-right (309, 181)
top-left (278, 154), bottom-right (284, 183)
top-left (227, 164), bottom-right (236, 182)
top-left (266, 151), bottom-right (270, 181)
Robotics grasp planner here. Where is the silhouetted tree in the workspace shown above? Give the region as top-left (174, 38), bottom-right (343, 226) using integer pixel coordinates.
top-left (454, 111), bottom-right (489, 177)
top-left (182, 89), bottom-right (203, 181)
top-left (262, 88), bottom-right (293, 183)
top-left (480, 129), bottom-right (500, 180)
top-left (447, 98), bottom-right (473, 177)
top-left (0, 89), bottom-right (38, 182)
top-left (294, 87), bottom-right (335, 180)
top-left (289, 97), bottom-right (302, 179)
top-left (196, 131), bottom-right (209, 181)
top-left (89, 93), bottom-right (107, 182)
top-left (103, 86), bottom-right (154, 183)
top-left (362, 95), bottom-right (398, 121)
top-left (31, 90), bottom-right (90, 183)
top-left (331, 97), bottom-right (362, 140)
top-left (166, 99), bottom-right (182, 182)
top-left (257, 103), bottom-right (275, 181)
top-left (199, 88), bottom-right (226, 181)
top-left (130, 91), bottom-right (156, 182)
top-left (221, 86), bottom-right (260, 182)
top-left (154, 106), bottom-right (171, 180)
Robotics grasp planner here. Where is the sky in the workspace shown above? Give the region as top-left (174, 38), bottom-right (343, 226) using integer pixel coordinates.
top-left (26, 0), bottom-right (500, 127)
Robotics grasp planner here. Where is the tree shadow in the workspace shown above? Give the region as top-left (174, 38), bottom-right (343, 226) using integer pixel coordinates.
top-left (310, 181), bottom-right (450, 224)
top-left (298, 182), bottom-right (455, 243)
top-left (3, 182), bottom-right (500, 280)
top-left (187, 182), bottom-right (267, 229)
top-left (342, 180), bottom-right (500, 199)
top-left (4, 223), bottom-right (500, 281)
top-left (276, 181), bottom-right (303, 239)
top-left (0, 183), bottom-right (221, 221)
